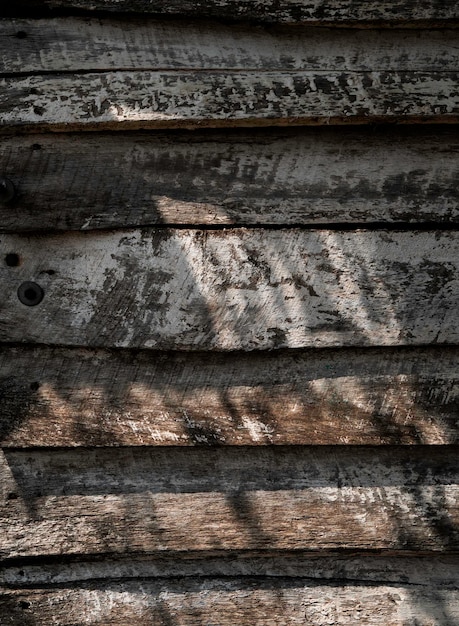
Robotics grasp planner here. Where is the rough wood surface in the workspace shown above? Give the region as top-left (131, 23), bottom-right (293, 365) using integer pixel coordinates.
top-left (3, 554), bottom-right (459, 585)
top-left (1, 70), bottom-right (458, 131)
top-left (2, 128), bottom-right (458, 230)
top-left (2, 578), bottom-right (459, 625)
top-left (8, 0), bottom-right (459, 24)
top-left (1, 229), bottom-right (459, 350)
top-left (1, 20), bottom-right (458, 74)
top-left (1, 446), bottom-right (459, 559)
top-left (2, 345), bottom-right (459, 447)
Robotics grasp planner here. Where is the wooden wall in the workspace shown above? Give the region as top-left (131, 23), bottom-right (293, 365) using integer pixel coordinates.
top-left (0, 1), bottom-right (459, 623)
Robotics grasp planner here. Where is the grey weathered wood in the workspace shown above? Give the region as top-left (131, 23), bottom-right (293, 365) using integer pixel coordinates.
top-left (2, 345), bottom-right (459, 447)
top-left (1, 447), bottom-right (459, 558)
top-left (1, 229), bottom-right (459, 350)
top-left (2, 128), bottom-right (458, 230)
top-left (1, 70), bottom-right (458, 131)
top-left (2, 20), bottom-right (458, 74)
top-left (2, 579), bottom-right (459, 625)
top-left (8, 0), bottom-right (459, 24)
top-left (3, 554), bottom-right (459, 585)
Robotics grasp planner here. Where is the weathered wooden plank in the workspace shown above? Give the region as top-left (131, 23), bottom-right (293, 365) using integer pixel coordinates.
top-left (1, 447), bottom-right (459, 558)
top-left (2, 345), bottom-right (459, 447)
top-left (3, 554), bottom-right (459, 586)
top-left (2, 128), bottom-right (458, 230)
top-left (2, 20), bottom-right (458, 74)
top-left (1, 229), bottom-right (459, 350)
top-left (1, 71), bottom-right (458, 131)
top-left (2, 578), bottom-right (459, 625)
top-left (8, 0), bottom-right (459, 25)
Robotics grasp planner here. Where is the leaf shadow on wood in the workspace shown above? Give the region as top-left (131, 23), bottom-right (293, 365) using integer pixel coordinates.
top-left (1, 123), bottom-right (459, 624)
top-left (389, 485), bottom-right (459, 625)
top-left (1, 345), bottom-right (459, 447)
top-left (1, 230), bottom-right (459, 622)
top-left (2, 446), bottom-right (459, 623)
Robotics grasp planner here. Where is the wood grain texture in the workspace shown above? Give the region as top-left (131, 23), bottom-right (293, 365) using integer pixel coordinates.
top-left (3, 554), bottom-right (459, 586)
top-left (2, 128), bottom-right (458, 230)
top-left (2, 20), bottom-right (458, 74)
top-left (2, 345), bottom-right (459, 447)
top-left (1, 229), bottom-right (459, 350)
top-left (1, 446), bottom-right (459, 559)
top-left (2, 578), bottom-right (459, 625)
top-left (1, 70), bottom-right (458, 131)
top-left (8, 0), bottom-right (459, 24)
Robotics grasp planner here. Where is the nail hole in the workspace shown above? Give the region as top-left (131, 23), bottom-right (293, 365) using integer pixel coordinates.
top-left (17, 281), bottom-right (44, 306)
top-left (0, 178), bottom-right (15, 203)
top-left (7, 492), bottom-right (18, 500)
top-left (32, 143), bottom-right (42, 151)
top-left (18, 570), bottom-right (24, 576)
top-left (30, 381), bottom-right (40, 391)
top-left (5, 253), bottom-right (20, 267)
top-left (15, 31), bottom-right (27, 39)
top-left (19, 601), bottom-right (30, 610)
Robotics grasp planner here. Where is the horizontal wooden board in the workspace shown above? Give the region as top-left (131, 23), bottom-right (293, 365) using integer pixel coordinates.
top-left (2, 578), bottom-right (459, 625)
top-left (3, 554), bottom-right (459, 585)
top-left (1, 229), bottom-right (459, 350)
top-left (1, 71), bottom-right (458, 131)
top-left (2, 20), bottom-right (458, 74)
top-left (2, 128), bottom-right (459, 230)
top-left (2, 345), bottom-right (459, 447)
top-left (8, 0), bottom-right (459, 25)
top-left (1, 447), bottom-right (459, 559)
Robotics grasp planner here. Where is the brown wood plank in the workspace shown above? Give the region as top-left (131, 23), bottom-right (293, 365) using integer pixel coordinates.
top-left (2, 578), bottom-right (459, 625)
top-left (2, 128), bottom-right (458, 231)
top-left (1, 20), bottom-right (458, 74)
top-left (1, 229), bottom-right (459, 350)
top-left (8, 0), bottom-right (459, 25)
top-left (1, 447), bottom-right (458, 558)
top-left (1, 70), bottom-right (457, 131)
top-left (2, 345), bottom-right (459, 447)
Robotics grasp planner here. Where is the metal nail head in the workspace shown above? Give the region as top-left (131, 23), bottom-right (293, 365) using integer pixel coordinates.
top-left (17, 282), bottom-right (44, 306)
